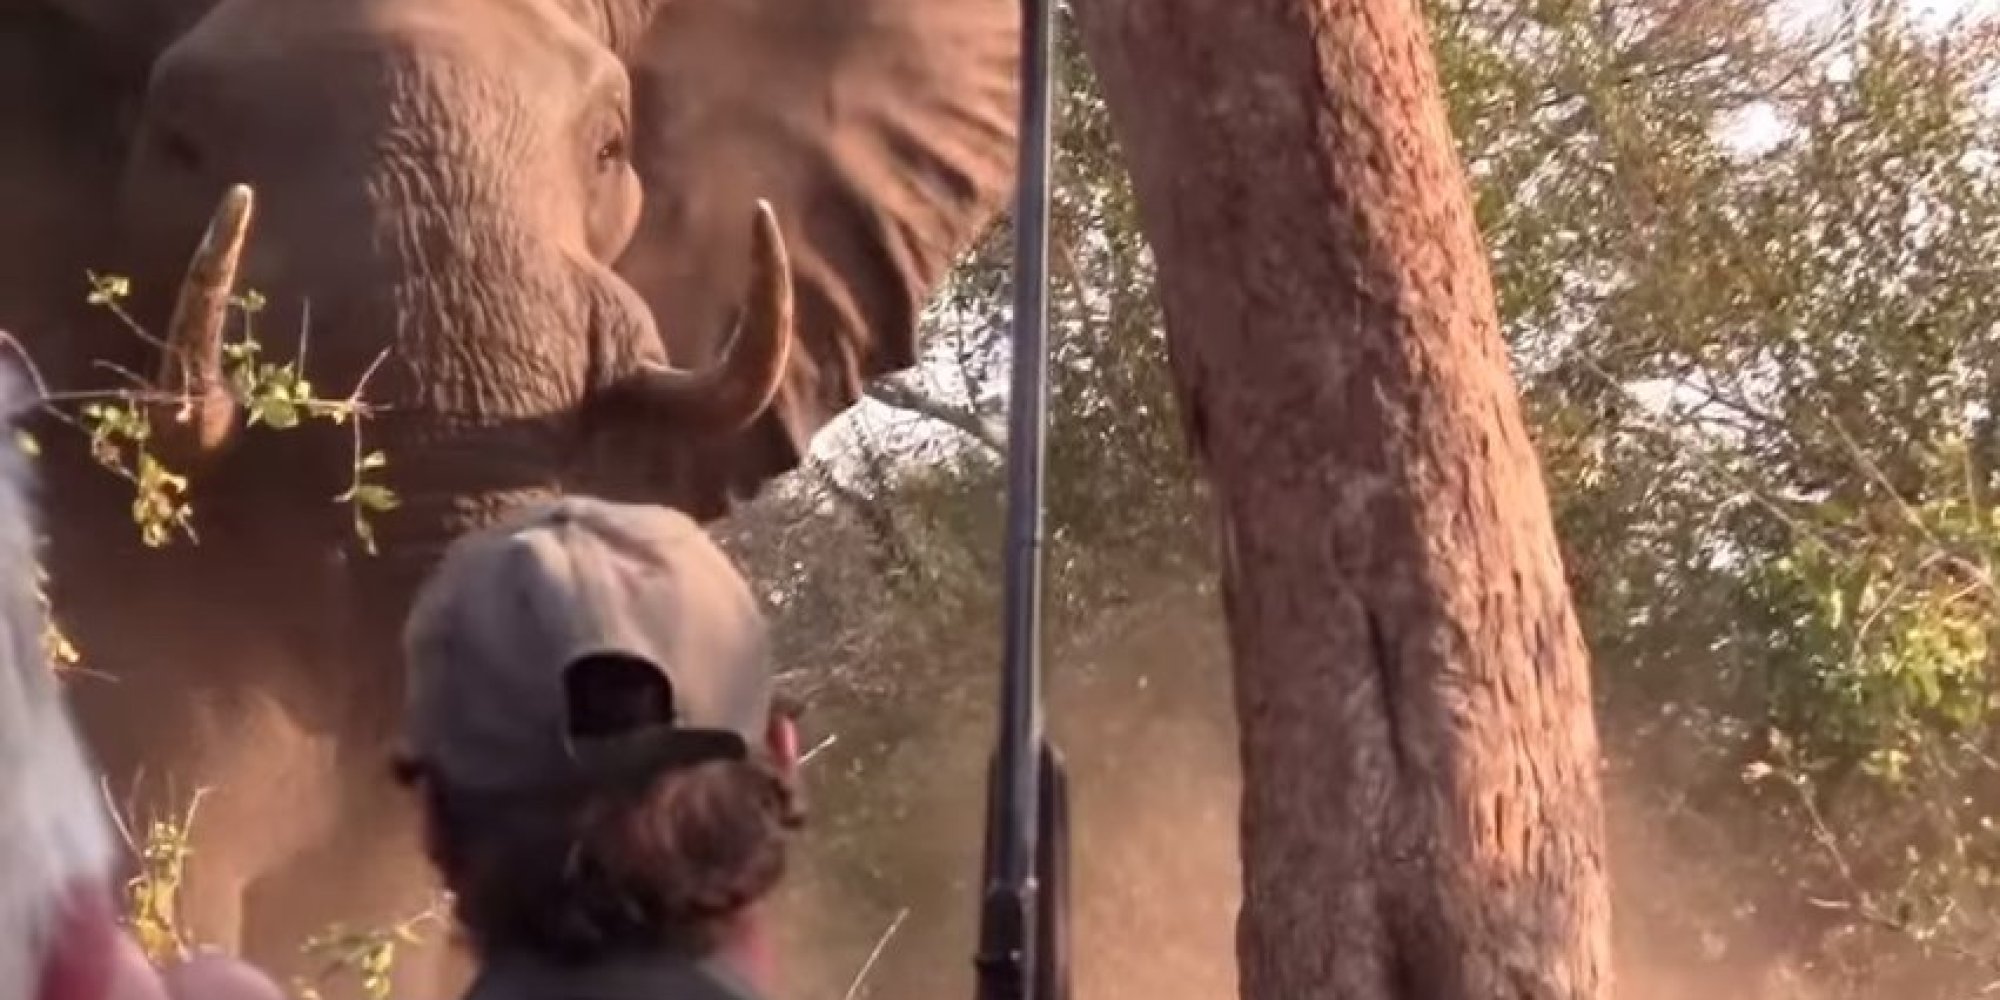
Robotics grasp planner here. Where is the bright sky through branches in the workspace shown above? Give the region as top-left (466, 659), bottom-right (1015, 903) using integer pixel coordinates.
top-left (1906, 0), bottom-right (1994, 23)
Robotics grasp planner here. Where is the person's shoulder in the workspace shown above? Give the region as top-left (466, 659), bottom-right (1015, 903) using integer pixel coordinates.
top-left (454, 961), bottom-right (550, 1000)
top-left (686, 959), bottom-right (765, 1000)
top-left (456, 951), bottom-right (766, 1000)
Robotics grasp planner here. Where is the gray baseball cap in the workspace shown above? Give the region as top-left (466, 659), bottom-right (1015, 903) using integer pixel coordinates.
top-left (398, 495), bottom-right (773, 795)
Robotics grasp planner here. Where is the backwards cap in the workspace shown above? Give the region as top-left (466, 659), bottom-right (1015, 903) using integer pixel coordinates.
top-left (399, 496), bottom-right (772, 794)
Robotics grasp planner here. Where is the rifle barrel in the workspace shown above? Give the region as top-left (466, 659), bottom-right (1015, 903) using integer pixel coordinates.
top-left (975, 0), bottom-right (1056, 997)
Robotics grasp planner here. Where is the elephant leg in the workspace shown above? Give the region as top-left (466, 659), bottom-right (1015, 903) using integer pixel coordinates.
top-left (170, 686), bottom-right (340, 957)
top-left (240, 759), bottom-right (469, 1000)
top-left (83, 690), bottom-right (332, 959)
top-left (68, 634), bottom-right (334, 962)
top-left (388, 904), bottom-right (476, 1000)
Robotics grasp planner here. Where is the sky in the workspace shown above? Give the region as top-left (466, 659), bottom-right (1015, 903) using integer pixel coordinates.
top-left (1720, 0), bottom-right (1997, 154)
top-left (1784, 0), bottom-right (1992, 31)
top-left (1904, 0), bottom-right (1995, 24)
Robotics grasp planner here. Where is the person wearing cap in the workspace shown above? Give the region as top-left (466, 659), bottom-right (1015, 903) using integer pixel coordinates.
top-left (393, 495), bottom-right (805, 1000)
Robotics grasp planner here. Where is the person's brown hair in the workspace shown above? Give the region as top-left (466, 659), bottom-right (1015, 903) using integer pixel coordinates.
top-left (407, 748), bottom-right (805, 963)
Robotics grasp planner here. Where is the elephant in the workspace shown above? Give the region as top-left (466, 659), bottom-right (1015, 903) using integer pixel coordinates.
top-left (0, 0), bottom-right (1019, 995)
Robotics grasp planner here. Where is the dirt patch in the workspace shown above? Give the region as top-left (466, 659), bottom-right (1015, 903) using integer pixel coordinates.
top-left (729, 581), bottom-right (1952, 999)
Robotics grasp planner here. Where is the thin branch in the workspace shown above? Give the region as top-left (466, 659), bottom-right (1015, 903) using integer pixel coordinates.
top-left (98, 775), bottom-right (139, 856)
top-left (798, 733), bottom-right (839, 767)
top-left (842, 907), bottom-right (910, 1000)
top-left (864, 379), bottom-right (1004, 454)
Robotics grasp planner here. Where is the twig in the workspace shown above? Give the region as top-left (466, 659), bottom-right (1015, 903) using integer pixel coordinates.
top-left (1778, 752), bottom-right (2000, 977)
top-left (295, 297), bottom-right (313, 375)
top-left (87, 359), bottom-right (154, 392)
top-left (0, 330), bottom-right (53, 402)
top-left (349, 345), bottom-right (392, 403)
top-left (342, 347), bottom-right (394, 478)
top-left (98, 775), bottom-right (139, 856)
top-left (798, 733), bottom-right (839, 767)
top-left (865, 379), bottom-right (1004, 454)
top-left (86, 275), bottom-right (169, 353)
top-left (1824, 413), bottom-right (1948, 555)
top-left (841, 907), bottom-right (910, 1000)
top-left (1848, 551), bottom-right (1940, 661)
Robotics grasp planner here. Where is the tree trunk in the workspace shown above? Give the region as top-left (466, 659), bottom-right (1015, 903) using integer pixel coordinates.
top-left (1069, 1), bottom-right (1613, 998)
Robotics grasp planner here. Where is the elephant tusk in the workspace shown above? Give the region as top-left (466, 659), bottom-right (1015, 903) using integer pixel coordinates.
top-left (153, 183), bottom-right (252, 457)
top-left (622, 198), bottom-right (797, 435)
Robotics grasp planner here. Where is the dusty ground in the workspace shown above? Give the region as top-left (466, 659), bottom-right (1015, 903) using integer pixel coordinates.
top-left (766, 581), bottom-right (1943, 1000)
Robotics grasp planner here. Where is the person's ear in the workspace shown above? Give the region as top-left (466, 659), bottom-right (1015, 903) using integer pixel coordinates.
top-left (763, 708), bottom-right (800, 780)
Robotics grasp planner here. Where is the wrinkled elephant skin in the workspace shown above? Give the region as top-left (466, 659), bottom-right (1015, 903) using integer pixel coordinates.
top-left (0, 1), bottom-right (1018, 995)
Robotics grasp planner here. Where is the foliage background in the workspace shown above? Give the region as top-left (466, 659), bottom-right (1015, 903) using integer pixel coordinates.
top-left (710, 1), bottom-right (2000, 997)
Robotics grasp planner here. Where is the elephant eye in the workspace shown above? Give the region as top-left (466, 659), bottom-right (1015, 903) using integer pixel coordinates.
top-left (595, 133), bottom-right (628, 169)
top-left (155, 126), bottom-right (204, 173)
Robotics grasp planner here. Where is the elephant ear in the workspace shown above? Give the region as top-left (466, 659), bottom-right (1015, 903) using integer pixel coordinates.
top-left (613, 0), bottom-right (1019, 517)
top-left (36, 0), bottom-right (215, 67)
top-left (0, 0), bottom-right (212, 371)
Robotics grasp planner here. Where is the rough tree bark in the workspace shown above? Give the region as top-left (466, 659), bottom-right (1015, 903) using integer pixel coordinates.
top-left (1069, 1), bottom-right (1612, 998)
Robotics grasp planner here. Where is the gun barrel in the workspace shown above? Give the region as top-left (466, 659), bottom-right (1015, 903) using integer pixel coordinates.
top-left (1034, 743), bottom-right (1072, 1000)
top-left (992, 0), bottom-right (1056, 847)
top-left (974, 0), bottom-right (1058, 997)
top-left (975, 741), bottom-right (1071, 1000)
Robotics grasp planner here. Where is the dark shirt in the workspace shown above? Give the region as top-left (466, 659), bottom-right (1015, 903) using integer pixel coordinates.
top-left (458, 949), bottom-right (763, 1000)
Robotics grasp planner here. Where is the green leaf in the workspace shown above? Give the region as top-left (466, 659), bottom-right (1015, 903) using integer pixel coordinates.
top-left (348, 484), bottom-right (399, 513)
top-left (85, 274), bottom-right (130, 305)
top-left (250, 397), bottom-right (302, 430)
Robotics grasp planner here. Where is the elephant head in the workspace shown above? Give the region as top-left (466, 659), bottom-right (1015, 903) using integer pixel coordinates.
top-left (8, 0), bottom-right (1018, 557)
